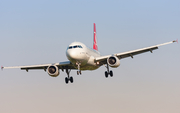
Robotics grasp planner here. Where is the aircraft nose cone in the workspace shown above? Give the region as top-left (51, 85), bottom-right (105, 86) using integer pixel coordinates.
top-left (66, 50), bottom-right (81, 61)
top-left (68, 50), bottom-right (77, 59)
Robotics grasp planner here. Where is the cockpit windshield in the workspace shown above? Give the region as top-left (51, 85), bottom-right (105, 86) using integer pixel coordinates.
top-left (73, 45), bottom-right (78, 48)
top-left (69, 46), bottom-right (73, 49)
top-left (68, 45), bottom-right (83, 49)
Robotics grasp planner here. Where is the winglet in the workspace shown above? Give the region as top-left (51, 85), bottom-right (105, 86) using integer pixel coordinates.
top-left (93, 23), bottom-right (98, 51)
top-left (173, 39), bottom-right (178, 43)
top-left (1, 66), bottom-right (4, 70)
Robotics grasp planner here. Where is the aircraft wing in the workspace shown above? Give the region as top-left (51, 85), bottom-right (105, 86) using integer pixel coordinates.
top-left (1, 61), bottom-right (76, 71)
top-left (95, 40), bottom-right (177, 64)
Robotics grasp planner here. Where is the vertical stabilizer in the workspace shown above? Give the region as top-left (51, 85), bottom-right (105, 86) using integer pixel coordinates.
top-left (93, 23), bottom-right (98, 51)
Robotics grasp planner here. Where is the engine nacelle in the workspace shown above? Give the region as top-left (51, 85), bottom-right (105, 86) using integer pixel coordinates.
top-left (47, 65), bottom-right (59, 77)
top-left (107, 56), bottom-right (120, 68)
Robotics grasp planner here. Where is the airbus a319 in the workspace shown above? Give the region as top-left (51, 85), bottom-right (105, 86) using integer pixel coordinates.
top-left (1, 23), bottom-right (177, 84)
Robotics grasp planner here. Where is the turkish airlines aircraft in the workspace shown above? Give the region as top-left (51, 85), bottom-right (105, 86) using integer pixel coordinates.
top-left (1, 23), bottom-right (177, 84)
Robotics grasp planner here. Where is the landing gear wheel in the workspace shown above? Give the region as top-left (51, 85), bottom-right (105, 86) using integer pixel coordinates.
top-left (77, 71), bottom-right (82, 75)
top-left (70, 76), bottom-right (73, 83)
top-left (105, 71), bottom-right (108, 78)
top-left (110, 70), bottom-right (113, 77)
top-left (65, 77), bottom-right (69, 84)
top-left (77, 71), bottom-right (79, 75)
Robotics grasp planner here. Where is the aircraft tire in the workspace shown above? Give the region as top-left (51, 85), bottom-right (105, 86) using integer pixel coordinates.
top-left (110, 71), bottom-right (113, 77)
top-left (65, 77), bottom-right (69, 84)
top-left (70, 76), bottom-right (73, 83)
top-left (77, 71), bottom-right (79, 75)
top-left (105, 71), bottom-right (108, 78)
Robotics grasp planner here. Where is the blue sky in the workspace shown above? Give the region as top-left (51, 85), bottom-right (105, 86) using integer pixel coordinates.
top-left (0, 0), bottom-right (180, 113)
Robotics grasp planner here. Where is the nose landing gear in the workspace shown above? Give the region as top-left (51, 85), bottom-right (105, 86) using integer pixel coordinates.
top-left (104, 64), bottom-right (113, 78)
top-left (76, 63), bottom-right (82, 75)
top-left (77, 71), bottom-right (81, 75)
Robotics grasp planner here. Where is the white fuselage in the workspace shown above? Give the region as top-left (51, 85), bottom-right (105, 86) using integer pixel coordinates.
top-left (66, 42), bottom-right (100, 70)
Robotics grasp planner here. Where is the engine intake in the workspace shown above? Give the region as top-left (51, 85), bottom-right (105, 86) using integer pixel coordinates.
top-left (107, 56), bottom-right (120, 68)
top-left (47, 65), bottom-right (59, 77)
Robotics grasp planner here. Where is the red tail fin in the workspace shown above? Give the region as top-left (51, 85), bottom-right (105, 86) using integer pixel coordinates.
top-left (93, 23), bottom-right (98, 51)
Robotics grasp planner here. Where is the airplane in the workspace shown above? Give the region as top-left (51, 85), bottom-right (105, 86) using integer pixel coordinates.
top-left (1, 23), bottom-right (177, 84)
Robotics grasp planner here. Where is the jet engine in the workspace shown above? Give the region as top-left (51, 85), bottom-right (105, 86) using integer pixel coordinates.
top-left (47, 65), bottom-right (59, 77)
top-left (107, 56), bottom-right (120, 68)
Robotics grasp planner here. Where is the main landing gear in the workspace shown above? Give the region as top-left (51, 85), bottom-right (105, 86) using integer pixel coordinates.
top-left (65, 69), bottom-right (73, 84)
top-left (104, 64), bottom-right (113, 78)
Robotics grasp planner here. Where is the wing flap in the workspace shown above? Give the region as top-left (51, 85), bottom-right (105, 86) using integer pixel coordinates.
top-left (116, 46), bottom-right (158, 59)
top-left (3, 61), bottom-right (75, 71)
top-left (20, 64), bottom-right (51, 70)
top-left (95, 40), bottom-right (176, 64)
